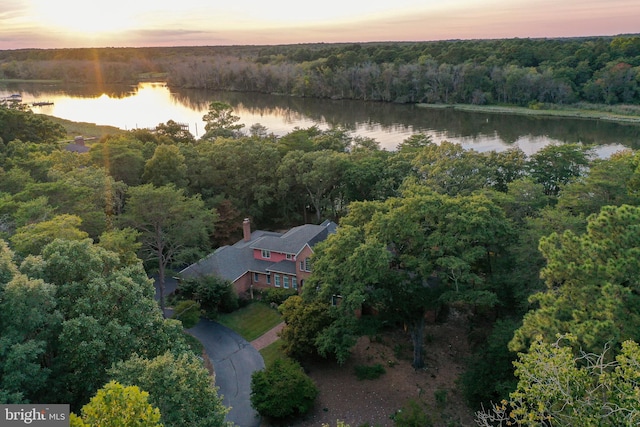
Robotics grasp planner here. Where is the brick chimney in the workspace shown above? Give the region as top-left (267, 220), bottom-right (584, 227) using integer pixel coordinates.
top-left (243, 218), bottom-right (251, 242)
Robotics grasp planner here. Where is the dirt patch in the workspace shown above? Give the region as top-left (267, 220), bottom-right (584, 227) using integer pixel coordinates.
top-left (264, 314), bottom-right (477, 427)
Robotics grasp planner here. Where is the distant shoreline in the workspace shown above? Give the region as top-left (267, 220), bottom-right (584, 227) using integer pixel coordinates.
top-left (0, 79), bottom-right (63, 84)
top-left (4, 77), bottom-right (640, 127)
top-left (417, 103), bottom-right (640, 125)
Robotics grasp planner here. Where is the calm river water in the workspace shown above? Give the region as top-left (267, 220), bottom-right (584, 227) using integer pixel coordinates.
top-left (2, 82), bottom-right (639, 156)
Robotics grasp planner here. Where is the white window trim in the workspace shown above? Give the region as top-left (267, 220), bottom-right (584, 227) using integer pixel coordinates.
top-left (262, 249), bottom-right (271, 259)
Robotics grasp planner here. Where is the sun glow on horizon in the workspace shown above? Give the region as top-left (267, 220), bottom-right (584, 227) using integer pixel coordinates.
top-left (28, 0), bottom-right (141, 37)
top-left (2, 0), bottom-right (639, 49)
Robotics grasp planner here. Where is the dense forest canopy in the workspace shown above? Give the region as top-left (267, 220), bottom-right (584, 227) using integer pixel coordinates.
top-left (2, 35), bottom-right (640, 106)
top-left (2, 45), bottom-right (640, 422)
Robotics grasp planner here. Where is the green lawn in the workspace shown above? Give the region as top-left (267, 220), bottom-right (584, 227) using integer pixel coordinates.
top-left (43, 115), bottom-right (125, 140)
top-left (259, 340), bottom-right (288, 367)
top-left (217, 302), bottom-right (282, 341)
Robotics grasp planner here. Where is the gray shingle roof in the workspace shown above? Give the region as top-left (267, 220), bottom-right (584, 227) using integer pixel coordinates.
top-left (250, 220), bottom-right (337, 255)
top-left (266, 260), bottom-right (297, 275)
top-left (178, 221), bottom-right (336, 282)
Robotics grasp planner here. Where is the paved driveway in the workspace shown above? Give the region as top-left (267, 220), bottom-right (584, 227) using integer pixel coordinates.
top-left (188, 319), bottom-right (264, 427)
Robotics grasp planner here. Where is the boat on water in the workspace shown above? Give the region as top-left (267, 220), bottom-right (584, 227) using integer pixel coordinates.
top-left (1, 94), bottom-right (22, 102)
top-left (32, 101), bottom-right (54, 106)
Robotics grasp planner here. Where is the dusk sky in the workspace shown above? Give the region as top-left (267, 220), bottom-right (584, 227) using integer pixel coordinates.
top-left (1, 0), bottom-right (639, 49)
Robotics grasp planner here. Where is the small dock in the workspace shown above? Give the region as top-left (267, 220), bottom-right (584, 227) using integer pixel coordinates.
top-left (32, 101), bottom-right (54, 106)
top-left (1, 94), bottom-right (22, 103)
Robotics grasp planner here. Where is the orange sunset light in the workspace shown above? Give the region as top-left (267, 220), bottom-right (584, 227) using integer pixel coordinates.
top-left (1, 0), bottom-right (639, 49)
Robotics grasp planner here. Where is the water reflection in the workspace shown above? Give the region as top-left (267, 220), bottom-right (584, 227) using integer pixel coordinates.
top-left (1, 81), bottom-right (638, 154)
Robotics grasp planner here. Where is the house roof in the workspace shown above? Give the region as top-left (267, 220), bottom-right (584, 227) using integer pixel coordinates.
top-left (266, 260), bottom-right (298, 275)
top-left (179, 220), bottom-right (336, 283)
top-left (65, 143), bottom-right (90, 153)
top-left (250, 219), bottom-right (337, 255)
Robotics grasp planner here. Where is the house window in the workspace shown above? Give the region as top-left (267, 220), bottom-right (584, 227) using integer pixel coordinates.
top-left (266, 274), bottom-right (271, 284)
top-left (261, 250), bottom-right (271, 259)
top-left (286, 254), bottom-right (293, 260)
top-left (274, 274), bottom-right (281, 287)
top-left (254, 272), bottom-right (259, 282)
top-left (292, 277), bottom-right (297, 290)
top-left (304, 257), bottom-right (312, 272)
top-left (299, 261), bottom-right (304, 270)
top-left (283, 276), bottom-right (289, 289)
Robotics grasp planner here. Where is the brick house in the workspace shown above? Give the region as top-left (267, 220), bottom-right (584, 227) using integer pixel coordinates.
top-left (178, 218), bottom-right (337, 295)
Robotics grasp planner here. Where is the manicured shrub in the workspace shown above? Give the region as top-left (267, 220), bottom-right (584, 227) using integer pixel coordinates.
top-left (261, 287), bottom-right (298, 306)
top-left (250, 358), bottom-right (318, 420)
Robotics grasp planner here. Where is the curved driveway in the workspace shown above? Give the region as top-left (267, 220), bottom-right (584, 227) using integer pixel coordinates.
top-left (188, 319), bottom-right (264, 427)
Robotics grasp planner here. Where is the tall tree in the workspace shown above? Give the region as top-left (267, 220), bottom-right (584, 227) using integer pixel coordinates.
top-left (142, 144), bottom-right (188, 189)
top-left (0, 271), bottom-right (61, 403)
top-left (24, 238), bottom-right (189, 408)
top-left (89, 135), bottom-right (147, 186)
top-left (306, 190), bottom-right (510, 367)
top-left (9, 214), bottom-right (89, 257)
top-left (526, 143), bottom-right (592, 196)
top-left (120, 184), bottom-right (216, 312)
top-left (557, 149), bottom-right (640, 216)
top-left (510, 204), bottom-right (640, 354)
top-left (279, 295), bottom-right (335, 360)
top-left (154, 120), bottom-right (196, 144)
top-left (277, 150), bottom-right (348, 222)
top-left (0, 105), bottom-right (65, 144)
top-left (109, 352), bottom-right (230, 427)
top-left (201, 101), bottom-right (244, 140)
top-left (411, 141), bottom-right (492, 196)
top-left (186, 137), bottom-right (280, 222)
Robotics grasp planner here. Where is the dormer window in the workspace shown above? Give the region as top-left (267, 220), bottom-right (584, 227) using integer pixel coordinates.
top-left (261, 250), bottom-right (271, 259)
top-left (286, 254), bottom-right (293, 260)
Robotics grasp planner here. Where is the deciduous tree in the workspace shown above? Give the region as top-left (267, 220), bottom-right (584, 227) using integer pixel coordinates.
top-left (142, 144), bottom-right (188, 189)
top-left (279, 295), bottom-right (335, 360)
top-left (109, 352), bottom-right (230, 427)
top-left (277, 150), bottom-right (348, 222)
top-left (0, 269), bottom-right (61, 403)
top-left (70, 381), bottom-right (162, 427)
top-left (306, 190), bottom-right (510, 368)
top-left (526, 143), bottom-right (591, 196)
top-left (89, 135), bottom-right (146, 186)
top-left (9, 214), bottom-right (88, 257)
